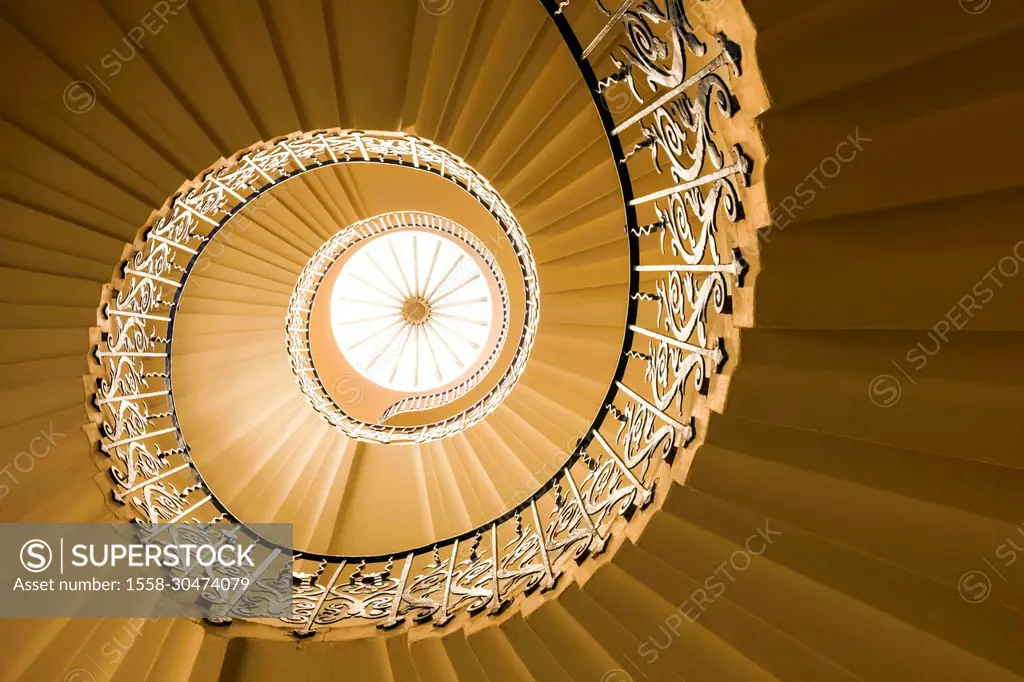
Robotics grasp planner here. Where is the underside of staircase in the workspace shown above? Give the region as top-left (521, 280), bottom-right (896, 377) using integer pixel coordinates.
top-left (1, 0), bottom-right (1022, 681)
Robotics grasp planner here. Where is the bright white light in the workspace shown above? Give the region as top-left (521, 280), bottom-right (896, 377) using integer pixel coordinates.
top-left (330, 231), bottom-right (493, 392)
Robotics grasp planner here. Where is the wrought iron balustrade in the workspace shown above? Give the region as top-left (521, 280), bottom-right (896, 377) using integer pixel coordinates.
top-left (87, 0), bottom-right (752, 635)
top-left (285, 210), bottom-right (515, 431)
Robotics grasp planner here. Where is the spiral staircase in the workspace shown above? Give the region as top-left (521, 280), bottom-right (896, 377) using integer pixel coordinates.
top-left (1, 0), bottom-right (1023, 680)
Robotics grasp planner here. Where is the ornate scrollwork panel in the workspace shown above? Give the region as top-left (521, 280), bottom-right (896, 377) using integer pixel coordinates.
top-left (83, 0), bottom-right (756, 636)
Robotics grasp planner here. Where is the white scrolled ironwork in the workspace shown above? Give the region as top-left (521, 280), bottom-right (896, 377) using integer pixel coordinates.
top-left (278, 0), bottom-right (754, 635)
top-left (86, 0), bottom-right (756, 636)
top-left (286, 211), bottom-right (518, 442)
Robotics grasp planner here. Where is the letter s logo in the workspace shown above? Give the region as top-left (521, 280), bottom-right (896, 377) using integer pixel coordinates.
top-left (20, 539), bottom-right (53, 573)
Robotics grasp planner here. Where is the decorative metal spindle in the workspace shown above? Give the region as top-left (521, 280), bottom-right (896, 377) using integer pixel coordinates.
top-left (631, 147), bottom-right (751, 205)
top-left (102, 426), bottom-right (177, 451)
top-left (223, 546), bottom-right (282, 614)
top-left (281, 141), bottom-right (307, 172)
top-left (111, 462), bottom-right (191, 502)
top-left (146, 495), bottom-right (212, 533)
top-left (628, 325), bottom-right (720, 361)
top-left (379, 552), bottom-right (415, 630)
top-left (243, 156), bottom-right (275, 184)
top-left (563, 470), bottom-right (608, 557)
top-left (636, 261), bottom-right (743, 276)
top-left (489, 523), bottom-right (511, 615)
top-left (354, 134), bottom-right (370, 161)
top-left (104, 308), bottom-right (172, 322)
top-left (95, 389), bottom-right (169, 406)
top-left (95, 350), bottom-right (167, 359)
top-left (591, 429), bottom-right (654, 508)
top-left (581, 0), bottom-right (637, 59)
top-left (148, 234), bottom-right (198, 254)
top-left (610, 45), bottom-right (742, 136)
top-left (435, 538), bottom-right (460, 627)
top-left (615, 381), bottom-right (694, 442)
top-left (176, 200), bottom-right (220, 227)
top-left (530, 499), bottom-right (558, 591)
top-left (208, 175), bottom-right (248, 203)
top-left (295, 562), bottom-right (345, 638)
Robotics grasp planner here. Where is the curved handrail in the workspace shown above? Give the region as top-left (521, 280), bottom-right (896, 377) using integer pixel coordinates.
top-left (373, 221), bottom-right (513, 422)
top-left (282, 209), bottom-right (517, 431)
top-left (86, 0), bottom-right (753, 636)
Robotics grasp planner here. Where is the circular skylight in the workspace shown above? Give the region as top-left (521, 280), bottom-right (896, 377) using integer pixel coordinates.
top-left (330, 230), bottom-right (494, 392)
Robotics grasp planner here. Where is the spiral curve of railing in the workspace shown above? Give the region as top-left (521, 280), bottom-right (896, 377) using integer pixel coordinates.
top-left (86, 0), bottom-right (754, 637)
